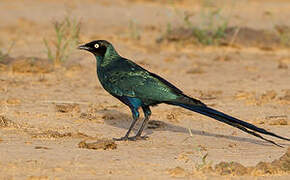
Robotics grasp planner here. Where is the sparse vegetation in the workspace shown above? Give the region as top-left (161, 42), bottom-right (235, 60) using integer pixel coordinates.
top-left (185, 8), bottom-right (228, 45)
top-left (128, 19), bottom-right (141, 40)
top-left (162, 1), bottom-right (228, 45)
top-left (0, 41), bottom-right (15, 61)
top-left (275, 25), bottom-right (290, 47)
top-left (195, 152), bottom-right (212, 170)
top-left (43, 16), bottom-right (81, 66)
top-left (0, 50), bottom-right (5, 61)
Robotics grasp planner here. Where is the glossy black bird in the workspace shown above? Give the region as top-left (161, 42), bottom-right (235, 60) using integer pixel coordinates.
top-left (79, 40), bottom-right (289, 146)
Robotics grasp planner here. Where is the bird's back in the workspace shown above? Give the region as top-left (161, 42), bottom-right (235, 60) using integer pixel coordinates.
top-left (97, 56), bottom-right (186, 105)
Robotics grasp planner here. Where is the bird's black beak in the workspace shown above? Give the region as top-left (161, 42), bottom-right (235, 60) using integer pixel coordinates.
top-left (78, 44), bottom-right (90, 51)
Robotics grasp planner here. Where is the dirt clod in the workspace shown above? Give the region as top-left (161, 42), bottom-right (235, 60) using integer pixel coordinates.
top-left (31, 130), bottom-right (88, 139)
top-left (271, 147), bottom-right (290, 172)
top-left (6, 98), bottom-right (21, 105)
top-left (167, 166), bottom-right (187, 177)
top-left (278, 62), bottom-right (288, 69)
top-left (0, 116), bottom-right (16, 128)
top-left (199, 90), bottom-right (222, 100)
top-left (166, 112), bottom-right (180, 123)
top-left (186, 67), bottom-right (204, 74)
top-left (215, 162), bottom-right (248, 176)
top-left (80, 112), bottom-right (103, 123)
top-left (210, 147), bottom-right (290, 176)
top-left (260, 90), bottom-right (277, 104)
top-left (55, 104), bottom-right (80, 113)
top-left (78, 139), bottom-right (117, 150)
top-left (279, 89), bottom-right (290, 104)
top-left (265, 115), bottom-right (288, 125)
top-left (34, 146), bottom-right (51, 150)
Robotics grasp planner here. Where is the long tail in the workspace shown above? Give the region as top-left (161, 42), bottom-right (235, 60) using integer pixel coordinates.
top-left (169, 99), bottom-right (289, 147)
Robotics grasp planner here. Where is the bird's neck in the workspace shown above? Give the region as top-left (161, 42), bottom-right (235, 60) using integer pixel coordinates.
top-left (95, 55), bottom-right (104, 67)
top-left (95, 46), bottom-right (120, 67)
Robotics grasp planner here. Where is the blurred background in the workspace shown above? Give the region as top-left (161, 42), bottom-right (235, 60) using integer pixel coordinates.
top-left (1, 0), bottom-right (290, 58)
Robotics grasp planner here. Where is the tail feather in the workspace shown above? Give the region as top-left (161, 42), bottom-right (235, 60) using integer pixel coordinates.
top-left (172, 102), bottom-right (289, 147)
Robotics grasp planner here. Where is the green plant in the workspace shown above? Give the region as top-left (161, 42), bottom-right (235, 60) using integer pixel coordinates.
top-left (0, 50), bottom-right (4, 61)
top-left (193, 22), bottom-right (228, 45)
top-left (274, 25), bottom-right (290, 47)
top-left (128, 19), bottom-right (141, 40)
top-left (164, 0), bottom-right (228, 45)
top-left (166, 22), bottom-right (173, 35)
top-left (195, 153), bottom-right (212, 170)
top-left (186, 7), bottom-right (228, 45)
top-left (44, 16), bottom-right (81, 65)
top-left (279, 34), bottom-right (290, 47)
top-left (0, 41), bottom-right (15, 61)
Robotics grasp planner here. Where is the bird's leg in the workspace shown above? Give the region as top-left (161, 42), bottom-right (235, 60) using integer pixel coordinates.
top-left (136, 106), bottom-right (151, 137)
top-left (129, 106), bottom-right (151, 140)
top-left (113, 108), bottom-right (139, 141)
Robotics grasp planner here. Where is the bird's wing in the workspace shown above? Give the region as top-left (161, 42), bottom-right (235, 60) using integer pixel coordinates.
top-left (104, 60), bottom-right (181, 102)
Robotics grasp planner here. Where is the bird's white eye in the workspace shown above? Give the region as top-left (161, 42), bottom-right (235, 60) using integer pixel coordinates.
top-left (94, 43), bottom-right (99, 48)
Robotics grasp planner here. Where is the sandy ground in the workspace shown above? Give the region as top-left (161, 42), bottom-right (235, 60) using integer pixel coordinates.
top-left (0, 0), bottom-right (289, 179)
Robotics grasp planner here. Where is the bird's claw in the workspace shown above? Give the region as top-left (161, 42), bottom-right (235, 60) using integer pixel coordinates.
top-left (128, 135), bottom-right (149, 141)
top-left (113, 135), bottom-right (148, 141)
top-left (113, 136), bottom-right (129, 141)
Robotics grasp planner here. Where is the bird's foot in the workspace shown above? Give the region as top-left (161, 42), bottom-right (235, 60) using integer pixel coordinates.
top-left (113, 135), bottom-right (148, 141)
top-left (113, 136), bottom-right (129, 141)
top-left (128, 135), bottom-right (149, 141)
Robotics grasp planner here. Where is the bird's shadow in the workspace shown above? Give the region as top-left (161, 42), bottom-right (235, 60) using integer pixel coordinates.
top-left (100, 109), bottom-right (287, 147)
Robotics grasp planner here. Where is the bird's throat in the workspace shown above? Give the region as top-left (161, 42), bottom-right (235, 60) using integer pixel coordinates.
top-left (95, 55), bottom-right (103, 66)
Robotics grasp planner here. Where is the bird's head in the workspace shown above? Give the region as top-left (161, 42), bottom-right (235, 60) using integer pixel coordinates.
top-left (78, 40), bottom-right (112, 57)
